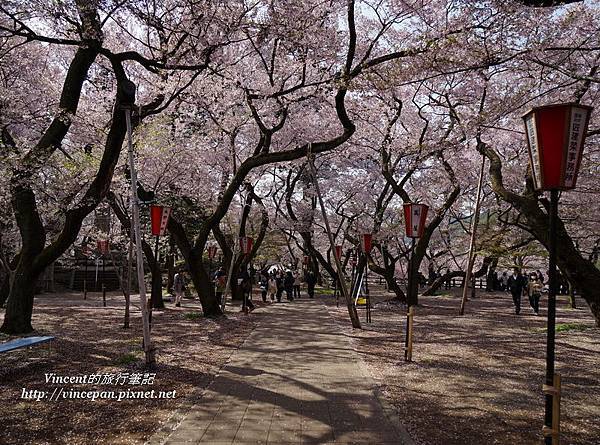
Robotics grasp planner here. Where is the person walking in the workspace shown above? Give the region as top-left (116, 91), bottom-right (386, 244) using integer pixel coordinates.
top-left (214, 267), bottom-right (227, 305)
top-left (527, 272), bottom-right (543, 315)
top-left (507, 268), bottom-right (526, 315)
top-left (293, 269), bottom-right (301, 299)
top-left (284, 270), bottom-right (295, 301)
top-left (173, 271), bottom-right (185, 307)
top-left (267, 273), bottom-right (277, 301)
top-left (501, 271), bottom-right (509, 292)
top-left (536, 269), bottom-right (545, 285)
top-left (239, 268), bottom-right (255, 312)
top-left (259, 273), bottom-right (268, 302)
top-left (305, 270), bottom-right (317, 299)
top-left (275, 271), bottom-right (284, 302)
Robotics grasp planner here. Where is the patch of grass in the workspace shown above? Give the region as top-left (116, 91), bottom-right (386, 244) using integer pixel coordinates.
top-left (114, 352), bottom-right (139, 365)
top-left (183, 311), bottom-right (203, 321)
top-left (316, 287), bottom-right (335, 295)
top-left (555, 323), bottom-right (592, 333)
top-left (532, 323), bottom-right (593, 334)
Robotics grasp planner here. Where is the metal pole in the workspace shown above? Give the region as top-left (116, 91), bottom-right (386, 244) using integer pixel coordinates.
top-left (125, 107), bottom-right (155, 366)
top-left (544, 190), bottom-right (559, 444)
top-left (459, 155), bottom-right (486, 315)
top-left (405, 238), bottom-right (415, 360)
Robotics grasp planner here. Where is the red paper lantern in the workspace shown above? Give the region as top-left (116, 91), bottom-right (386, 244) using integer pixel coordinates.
top-left (335, 245), bottom-right (343, 260)
top-left (303, 255), bottom-right (310, 265)
top-left (150, 205), bottom-right (171, 236)
top-left (207, 245), bottom-right (218, 259)
top-left (403, 203), bottom-right (429, 238)
top-left (522, 103), bottom-right (593, 190)
top-left (360, 234), bottom-right (373, 253)
top-left (97, 240), bottom-right (109, 255)
top-left (239, 236), bottom-right (254, 255)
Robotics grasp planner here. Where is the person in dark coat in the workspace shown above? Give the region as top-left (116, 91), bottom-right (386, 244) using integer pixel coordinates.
top-left (259, 273), bottom-right (268, 302)
top-left (507, 268), bottom-right (526, 315)
top-left (305, 270), bottom-right (317, 298)
top-left (284, 270), bottom-right (294, 301)
top-left (275, 271), bottom-right (284, 302)
top-left (239, 268), bottom-right (255, 312)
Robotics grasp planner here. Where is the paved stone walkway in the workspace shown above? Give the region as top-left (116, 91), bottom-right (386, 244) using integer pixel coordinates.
top-left (150, 300), bottom-right (412, 445)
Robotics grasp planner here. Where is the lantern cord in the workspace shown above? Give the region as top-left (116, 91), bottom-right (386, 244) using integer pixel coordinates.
top-left (306, 143), bottom-right (362, 329)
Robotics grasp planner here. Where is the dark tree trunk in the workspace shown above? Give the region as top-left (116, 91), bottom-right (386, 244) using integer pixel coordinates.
top-left (568, 279), bottom-right (577, 309)
top-left (0, 273), bottom-right (9, 307)
top-left (187, 251), bottom-right (221, 317)
top-left (1, 261), bottom-right (39, 334)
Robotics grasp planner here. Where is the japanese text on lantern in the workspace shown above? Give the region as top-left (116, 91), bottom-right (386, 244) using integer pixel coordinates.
top-left (412, 207), bottom-right (420, 234)
top-left (525, 114), bottom-right (543, 188)
top-left (564, 107), bottom-right (586, 188)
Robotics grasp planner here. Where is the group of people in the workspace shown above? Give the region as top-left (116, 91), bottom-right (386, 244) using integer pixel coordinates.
top-left (504, 268), bottom-right (545, 315)
top-left (214, 266), bottom-right (319, 312)
top-left (256, 270), bottom-right (309, 302)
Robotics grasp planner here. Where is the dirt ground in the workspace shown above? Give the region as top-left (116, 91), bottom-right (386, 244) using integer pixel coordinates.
top-left (325, 287), bottom-right (600, 445)
top-left (0, 291), bottom-right (256, 445)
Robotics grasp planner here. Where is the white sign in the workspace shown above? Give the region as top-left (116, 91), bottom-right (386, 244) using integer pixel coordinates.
top-left (524, 114), bottom-right (543, 189)
top-left (564, 107), bottom-right (588, 188)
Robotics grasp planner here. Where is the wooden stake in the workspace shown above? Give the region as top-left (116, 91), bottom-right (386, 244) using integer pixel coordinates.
top-left (405, 306), bottom-right (415, 362)
top-left (542, 373), bottom-right (561, 445)
top-left (307, 145), bottom-right (361, 329)
top-left (459, 155), bottom-right (486, 315)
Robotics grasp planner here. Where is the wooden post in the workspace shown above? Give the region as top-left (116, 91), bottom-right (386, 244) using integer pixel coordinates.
top-left (307, 146), bottom-right (361, 329)
top-left (125, 106), bottom-right (155, 366)
top-left (102, 255), bottom-right (106, 307)
top-left (542, 373), bottom-right (561, 444)
top-left (405, 306), bottom-right (415, 362)
top-left (459, 155), bottom-right (486, 315)
top-left (83, 260), bottom-right (87, 300)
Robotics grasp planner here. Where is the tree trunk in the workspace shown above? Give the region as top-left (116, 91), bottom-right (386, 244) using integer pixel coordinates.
top-left (568, 279), bottom-right (577, 309)
top-left (188, 252), bottom-right (222, 317)
top-left (1, 261), bottom-right (39, 334)
top-left (0, 273), bottom-right (9, 307)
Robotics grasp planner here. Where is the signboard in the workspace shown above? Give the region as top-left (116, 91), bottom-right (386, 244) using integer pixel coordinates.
top-left (150, 205), bottom-right (171, 236)
top-left (403, 203), bottom-right (429, 238)
top-left (240, 236), bottom-right (254, 255)
top-left (360, 234), bottom-right (373, 253)
top-left (522, 103), bottom-right (593, 190)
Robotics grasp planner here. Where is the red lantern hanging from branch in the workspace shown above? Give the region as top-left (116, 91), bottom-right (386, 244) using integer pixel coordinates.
top-left (97, 240), bottom-right (110, 255)
top-left (303, 255), bottom-right (310, 265)
top-left (403, 203), bottom-right (429, 238)
top-left (150, 205), bottom-right (171, 236)
top-left (335, 245), bottom-right (343, 260)
top-left (207, 245), bottom-right (218, 259)
top-left (522, 103), bottom-right (593, 191)
top-left (360, 234), bottom-right (373, 253)
top-left (239, 236), bottom-right (254, 255)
